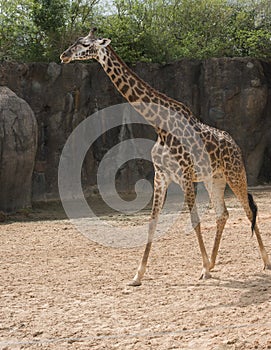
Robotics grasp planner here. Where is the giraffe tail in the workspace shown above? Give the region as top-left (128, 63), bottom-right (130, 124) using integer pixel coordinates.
top-left (248, 193), bottom-right (257, 235)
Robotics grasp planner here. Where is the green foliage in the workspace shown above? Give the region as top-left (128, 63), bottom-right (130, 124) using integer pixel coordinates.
top-left (31, 0), bottom-right (100, 61)
top-left (165, 0), bottom-right (234, 59)
top-left (0, 0), bottom-right (39, 61)
top-left (32, 0), bottom-right (69, 61)
top-left (99, 0), bottom-right (271, 62)
top-left (0, 0), bottom-right (271, 63)
top-left (0, 0), bottom-right (100, 62)
top-left (228, 0), bottom-right (271, 57)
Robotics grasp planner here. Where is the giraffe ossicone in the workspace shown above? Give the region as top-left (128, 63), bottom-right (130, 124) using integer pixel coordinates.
top-left (60, 29), bottom-right (271, 286)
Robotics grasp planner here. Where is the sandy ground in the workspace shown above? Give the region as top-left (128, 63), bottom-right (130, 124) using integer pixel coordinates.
top-left (1, 188), bottom-right (271, 350)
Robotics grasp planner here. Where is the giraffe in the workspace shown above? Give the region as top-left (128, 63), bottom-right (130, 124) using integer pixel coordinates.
top-left (60, 28), bottom-right (271, 286)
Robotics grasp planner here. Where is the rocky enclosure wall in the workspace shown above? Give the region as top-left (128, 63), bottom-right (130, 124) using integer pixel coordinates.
top-left (0, 87), bottom-right (37, 212)
top-left (0, 58), bottom-right (271, 206)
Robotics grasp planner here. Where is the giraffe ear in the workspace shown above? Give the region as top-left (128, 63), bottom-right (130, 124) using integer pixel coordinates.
top-left (95, 38), bottom-right (111, 48)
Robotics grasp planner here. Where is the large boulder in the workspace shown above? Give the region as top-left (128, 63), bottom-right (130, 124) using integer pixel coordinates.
top-left (0, 87), bottom-right (37, 212)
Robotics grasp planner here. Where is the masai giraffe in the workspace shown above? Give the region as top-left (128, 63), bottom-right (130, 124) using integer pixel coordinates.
top-left (60, 28), bottom-right (271, 286)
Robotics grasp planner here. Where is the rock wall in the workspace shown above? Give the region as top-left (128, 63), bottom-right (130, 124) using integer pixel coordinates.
top-left (0, 58), bottom-right (271, 204)
top-left (200, 59), bottom-right (271, 185)
top-left (0, 87), bottom-right (37, 212)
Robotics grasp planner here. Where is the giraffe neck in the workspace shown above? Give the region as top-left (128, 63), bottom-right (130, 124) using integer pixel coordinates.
top-left (96, 46), bottom-right (199, 131)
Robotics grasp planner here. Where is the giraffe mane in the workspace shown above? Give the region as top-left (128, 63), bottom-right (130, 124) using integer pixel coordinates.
top-left (107, 45), bottom-right (199, 121)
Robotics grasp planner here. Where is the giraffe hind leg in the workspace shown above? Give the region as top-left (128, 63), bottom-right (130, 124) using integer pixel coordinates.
top-left (248, 193), bottom-right (271, 270)
top-left (204, 176), bottom-right (229, 271)
top-left (227, 174), bottom-right (271, 270)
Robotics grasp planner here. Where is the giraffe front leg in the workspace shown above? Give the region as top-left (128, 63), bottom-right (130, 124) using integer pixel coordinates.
top-left (128, 223), bottom-right (155, 287)
top-left (197, 224), bottom-right (212, 280)
top-left (128, 171), bottom-right (169, 286)
top-left (209, 215), bottom-right (228, 270)
top-left (184, 182), bottom-right (211, 280)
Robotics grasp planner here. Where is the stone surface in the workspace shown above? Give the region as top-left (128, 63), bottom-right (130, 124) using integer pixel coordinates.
top-left (0, 58), bottom-right (271, 203)
top-left (199, 58), bottom-right (271, 185)
top-left (0, 87), bottom-right (37, 212)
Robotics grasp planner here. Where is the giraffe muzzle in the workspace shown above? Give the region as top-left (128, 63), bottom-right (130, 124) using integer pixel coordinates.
top-left (60, 53), bottom-right (71, 64)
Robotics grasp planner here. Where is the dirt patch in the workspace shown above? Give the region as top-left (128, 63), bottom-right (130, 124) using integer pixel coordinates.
top-left (1, 188), bottom-right (271, 349)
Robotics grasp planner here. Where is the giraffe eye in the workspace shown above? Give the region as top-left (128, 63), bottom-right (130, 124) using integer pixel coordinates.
top-left (77, 39), bottom-right (90, 48)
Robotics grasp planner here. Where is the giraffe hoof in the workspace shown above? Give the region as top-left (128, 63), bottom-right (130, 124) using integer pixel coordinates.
top-left (264, 263), bottom-right (271, 270)
top-left (128, 279), bottom-right (142, 287)
top-left (199, 271), bottom-right (212, 280)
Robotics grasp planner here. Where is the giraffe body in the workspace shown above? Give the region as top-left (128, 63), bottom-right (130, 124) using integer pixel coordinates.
top-left (60, 29), bottom-right (271, 285)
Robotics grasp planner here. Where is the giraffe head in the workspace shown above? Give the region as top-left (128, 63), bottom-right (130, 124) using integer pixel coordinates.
top-left (60, 28), bottom-right (111, 63)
